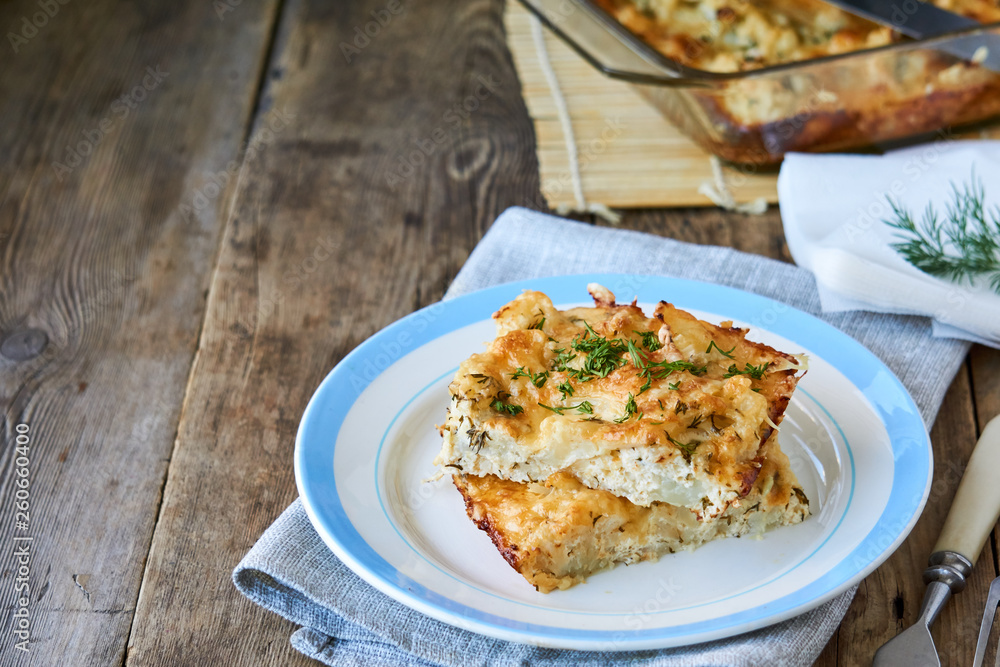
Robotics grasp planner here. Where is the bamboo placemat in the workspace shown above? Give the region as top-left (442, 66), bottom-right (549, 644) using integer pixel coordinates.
top-left (504, 0), bottom-right (777, 212)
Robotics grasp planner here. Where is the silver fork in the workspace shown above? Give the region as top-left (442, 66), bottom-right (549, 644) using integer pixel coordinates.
top-left (973, 576), bottom-right (1000, 667)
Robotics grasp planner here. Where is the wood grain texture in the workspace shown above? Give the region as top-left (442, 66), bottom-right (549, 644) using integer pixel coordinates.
top-left (2, 0), bottom-right (987, 663)
top-left (0, 0), bottom-right (280, 664)
top-left (124, 0), bottom-right (540, 663)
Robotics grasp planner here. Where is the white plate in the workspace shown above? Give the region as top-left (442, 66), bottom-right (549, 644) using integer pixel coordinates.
top-left (295, 274), bottom-right (931, 651)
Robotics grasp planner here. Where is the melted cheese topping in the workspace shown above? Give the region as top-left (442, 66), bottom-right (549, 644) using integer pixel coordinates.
top-left (434, 284), bottom-right (804, 514)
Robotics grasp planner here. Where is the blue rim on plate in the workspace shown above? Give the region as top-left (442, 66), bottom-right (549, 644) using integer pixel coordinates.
top-left (295, 273), bottom-right (931, 650)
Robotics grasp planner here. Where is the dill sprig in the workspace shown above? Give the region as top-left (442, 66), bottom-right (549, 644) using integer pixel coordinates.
top-left (724, 362), bottom-right (769, 380)
top-left (511, 366), bottom-right (548, 388)
top-left (705, 340), bottom-right (736, 359)
top-left (666, 433), bottom-right (699, 460)
top-left (556, 380), bottom-right (574, 400)
top-left (613, 393), bottom-right (638, 423)
top-left (637, 330), bottom-right (662, 352)
top-left (490, 392), bottom-right (523, 415)
top-left (884, 170), bottom-right (1000, 294)
top-left (568, 323), bottom-right (628, 381)
top-left (539, 401), bottom-right (594, 415)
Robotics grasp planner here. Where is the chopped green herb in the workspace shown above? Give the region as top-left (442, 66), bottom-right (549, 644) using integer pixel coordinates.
top-left (557, 380), bottom-right (575, 400)
top-left (724, 362), bottom-right (770, 380)
top-left (539, 400), bottom-right (595, 416)
top-left (626, 339), bottom-right (646, 371)
top-left (687, 415), bottom-right (704, 429)
top-left (705, 340), bottom-right (736, 359)
top-left (491, 392), bottom-right (523, 415)
top-left (638, 375), bottom-right (653, 395)
top-left (551, 347), bottom-right (578, 373)
top-left (613, 393), bottom-right (638, 424)
top-left (637, 330), bottom-right (662, 352)
top-left (569, 324), bottom-right (628, 381)
top-left (511, 366), bottom-right (548, 388)
top-left (467, 427), bottom-right (491, 452)
top-left (528, 312), bottom-right (546, 330)
top-left (666, 433), bottom-right (699, 460)
top-left (641, 359), bottom-right (707, 380)
top-left (668, 381), bottom-right (680, 391)
top-left (674, 401), bottom-right (689, 415)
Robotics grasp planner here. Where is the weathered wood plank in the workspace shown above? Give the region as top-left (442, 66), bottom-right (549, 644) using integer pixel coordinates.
top-left (0, 0), bottom-right (280, 664)
top-left (125, 0), bottom-right (542, 663)
top-left (971, 347), bottom-right (1000, 431)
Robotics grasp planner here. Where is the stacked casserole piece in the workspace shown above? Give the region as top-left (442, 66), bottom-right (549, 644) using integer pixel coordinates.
top-left (434, 284), bottom-right (810, 592)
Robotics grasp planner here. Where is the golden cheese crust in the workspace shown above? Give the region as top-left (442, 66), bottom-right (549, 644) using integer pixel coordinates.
top-left (454, 433), bottom-right (809, 592)
top-left (434, 284), bottom-right (805, 515)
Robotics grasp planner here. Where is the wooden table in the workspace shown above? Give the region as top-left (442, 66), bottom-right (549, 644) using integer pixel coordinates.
top-left (1, 0), bottom-right (998, 664)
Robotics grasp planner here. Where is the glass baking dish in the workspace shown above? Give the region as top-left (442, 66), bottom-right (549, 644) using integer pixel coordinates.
top-left (518, 0), bottom-right (1000, 165)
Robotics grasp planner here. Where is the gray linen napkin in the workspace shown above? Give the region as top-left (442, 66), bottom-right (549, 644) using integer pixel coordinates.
top-left (234, 206), bottom-right (970, 666)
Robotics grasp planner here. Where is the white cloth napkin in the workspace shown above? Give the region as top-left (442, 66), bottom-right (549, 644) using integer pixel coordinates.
top-left (778, 140), bottom-right (1000, 347)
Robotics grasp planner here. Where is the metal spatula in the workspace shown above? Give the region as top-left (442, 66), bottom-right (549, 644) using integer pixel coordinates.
top-left (874, 415), bottom-right (1000, 667)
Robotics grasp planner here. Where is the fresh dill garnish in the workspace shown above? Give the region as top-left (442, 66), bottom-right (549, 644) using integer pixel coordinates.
top-left (884, 170), bottom-right (1000, 294)
top-left (469, 373), bottom-right (492, 385)
top-left (657, 399), bottom-right (664, 410)
top-left (539, 401), bottom-right (594, 415)
top-left (641, 359), bottom-right (707, 380)
top-left (467, 427), bottom-right (491, 452)
top-left (668, 381), bottom-right (680, 391)
top-left (626, 339), bottom-right (646, 371)
top-left (705, 340), bottom-right (736, 359)
top-left (551, 347), bottom-right (578, 373)
top-left (528, 311), bottom-right (547, 330)
top-left (557, 380), bottom-right (574, 399)
top-left (724, 362), bottom-right (770, 380)
top-left (666, 433), bottom-right (699, 460)
top-left (638, 375), bottom-right (652, 395)
top-left (570, 324), bottom-right (628, 381)
top-left (614, 394), bottom-right (638, 423)
top-left (490, 392), bottom-right (523, 415)
top-left (674, 401), bottom-right (689, 414)
top-left (511, 366), bottom-right (548, 388)
top-left (687, 415), bottom-right (704, 429)
top-left (637, 330), bottom-right (662, 352)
